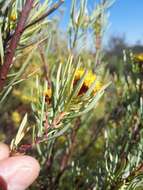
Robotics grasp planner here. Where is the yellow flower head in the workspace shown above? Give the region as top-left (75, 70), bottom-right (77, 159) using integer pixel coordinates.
top-left (134, 53), bottom-right (143, 63)
top-left (10, 13), bottom-right (17, 21)
top-left (74, 68), bottom-right (102, 95)
top-left (45, 89), bottom-right (52, 103)
top-left (11, 111), bottom-right (21, 125)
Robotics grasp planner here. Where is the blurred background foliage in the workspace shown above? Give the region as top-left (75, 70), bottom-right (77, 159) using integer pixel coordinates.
top-left (0, 0), bottom-right (143, 189)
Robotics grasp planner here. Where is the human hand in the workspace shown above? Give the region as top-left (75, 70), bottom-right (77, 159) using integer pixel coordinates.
top-left (0, 143), bottom-right (40, 190)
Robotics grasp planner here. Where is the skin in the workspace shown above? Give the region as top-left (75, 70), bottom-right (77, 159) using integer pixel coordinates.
top-left (0, 143), bottom-right (40, 190)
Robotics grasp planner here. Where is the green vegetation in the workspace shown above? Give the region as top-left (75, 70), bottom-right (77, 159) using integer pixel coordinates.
top-left (0, 0), bottom-right (143, 189)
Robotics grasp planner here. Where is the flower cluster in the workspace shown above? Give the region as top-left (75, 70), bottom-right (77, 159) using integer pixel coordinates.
top-left (134, 53), bottom-right (143, 63)
top-left (45, 68), bottom-right (102, 103)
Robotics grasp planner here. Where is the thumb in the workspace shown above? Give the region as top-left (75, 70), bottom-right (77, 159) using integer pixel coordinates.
top-left (0, 147), bottom-right (40, 190)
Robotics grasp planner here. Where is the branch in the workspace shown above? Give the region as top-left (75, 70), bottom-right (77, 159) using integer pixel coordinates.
top-left (53, 118), bottom-right (81, 189)
top-left (79, 119), bottom-right (105, 157)
top-left (0, 0), bottom-right (34, 91)
top-left (23, 0), bottom-right (64, 31)
top-left (5, 0), bottom-right (64, 50)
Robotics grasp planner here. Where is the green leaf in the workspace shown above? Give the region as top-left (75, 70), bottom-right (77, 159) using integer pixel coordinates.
top-left (0, 27), bottom-right (4, 64)
top-left (0, 86), bottom-right (12, 105)
top-left (11, 113), bottom-right (28, 149)
top-left (64, 69), bottom-right (88, 110)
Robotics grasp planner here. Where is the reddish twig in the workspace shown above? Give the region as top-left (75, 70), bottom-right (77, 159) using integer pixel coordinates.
top-left (0, 0), bottom-right (34, 91)
top-left (53, 118), bottom-right (81, 189)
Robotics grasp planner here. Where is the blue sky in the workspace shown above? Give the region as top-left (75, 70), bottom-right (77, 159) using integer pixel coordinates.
top-left (56, 0), bottom-right (143, 45)
top-left (107, 0), bottom-right (143, 44)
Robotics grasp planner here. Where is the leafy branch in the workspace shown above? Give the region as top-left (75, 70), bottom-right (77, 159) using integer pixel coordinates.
top-left (0, 0), bottom-right (34, 91)
top-left (0, 0), bottom-right (64, 92)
